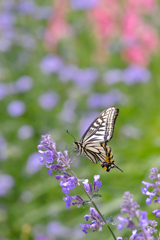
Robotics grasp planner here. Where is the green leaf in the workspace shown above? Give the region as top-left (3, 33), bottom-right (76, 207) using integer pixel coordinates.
top-left (92, 194), bottom-right (102, 199)
top-left (105, 216), bottom-right (116, 225)
top-left (82, 201), bottom-right (91, 208)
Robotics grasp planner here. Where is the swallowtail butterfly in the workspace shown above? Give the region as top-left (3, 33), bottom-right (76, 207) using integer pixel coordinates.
top-left (70, 107), bottom-right (122, 172)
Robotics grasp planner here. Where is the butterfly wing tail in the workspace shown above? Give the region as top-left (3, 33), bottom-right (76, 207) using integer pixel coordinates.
top-left (113, 163), bottom-right (123, 172)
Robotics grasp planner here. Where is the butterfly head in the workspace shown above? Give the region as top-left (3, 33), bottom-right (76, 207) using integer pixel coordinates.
top-left (73, 141), bottom-right (81, 151)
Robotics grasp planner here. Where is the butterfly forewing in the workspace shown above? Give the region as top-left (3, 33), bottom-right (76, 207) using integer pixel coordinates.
top-left (80, 107), bottom-right (119, 143)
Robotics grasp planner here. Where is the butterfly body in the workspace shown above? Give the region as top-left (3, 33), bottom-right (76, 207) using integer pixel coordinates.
top-left (73, 107), bottom-right (122, 172)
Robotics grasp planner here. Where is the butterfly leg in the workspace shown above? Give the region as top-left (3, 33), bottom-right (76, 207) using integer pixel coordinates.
top-left (70, 153), bottom-right (80, 165)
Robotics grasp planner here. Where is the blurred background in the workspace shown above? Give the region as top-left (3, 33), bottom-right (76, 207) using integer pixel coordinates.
top-left (0, 0), bottom-right (160, 239)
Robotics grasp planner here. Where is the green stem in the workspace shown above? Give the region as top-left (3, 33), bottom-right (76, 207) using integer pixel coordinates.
top-left (69, 167), bottom-right (117, 240)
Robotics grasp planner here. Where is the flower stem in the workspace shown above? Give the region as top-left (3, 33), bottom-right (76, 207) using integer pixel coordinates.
top-left (69, 167), bottom-right (117, 240)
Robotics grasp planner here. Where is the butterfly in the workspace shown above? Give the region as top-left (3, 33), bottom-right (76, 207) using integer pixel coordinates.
top-left (68, 106), bottom-right (122, 172)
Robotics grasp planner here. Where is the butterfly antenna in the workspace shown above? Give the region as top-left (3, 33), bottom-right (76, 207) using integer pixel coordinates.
top-left (114, 164), bottom-right (123, 172)
top-left (66, 130), bottom-right (77, 141)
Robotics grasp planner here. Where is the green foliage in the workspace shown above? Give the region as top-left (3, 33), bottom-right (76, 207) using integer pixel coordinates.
top-left (0, 1), bottom-right (160, 240)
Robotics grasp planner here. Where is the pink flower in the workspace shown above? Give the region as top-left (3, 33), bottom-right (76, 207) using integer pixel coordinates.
top-left (127, 0), bottom-right (156, 13)
top-left (122, 46), bottom-right (149, 66)
top-left (44, 1), bottom-right (72, 50)
top-left (43, 0), bottom-right (159, 66)
top-left (88, 0), bottom-right (118, 39)
top-left (121, 10), bottom-right (159, 65)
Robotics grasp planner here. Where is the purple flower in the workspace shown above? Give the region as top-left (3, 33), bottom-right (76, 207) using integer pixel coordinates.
top-left (80, 207), bottom-right (104, 233)
top-left (121, 202), bottom-right (140, 218)
top-left (17, 33), bottom-right (36, 50)
top-left (122, 65), bottom-right (151, 85)
top-left (38, 135), bottom-right (75, 191)
top-left (34, 6), bottom-right (52, 20)
top-left (103, 69), bottom-right (123, 85)
top-left (7, 100), bottom-right (26, 117)
top-left (130, 229), bottom-right (153, 240)
top-left (93, 175), bottom-right (102, 189)
top-left (25, 152), bottom-right (44, 175)
top-left (152, 209), bottom-right (160, 217)
top-left (117, 192), bottom-right (140, 231)
top-left (87, 89), bottom-right (127, 109)
top-left (38, 91), bottom-right (59, 110)
top-left (40, 54), bottom-right (64, 75)
top-left (18, 0), bottom-right (36, 15)
top-left (0, 12), bottom-right (15, 30)
top-left (34, 235), bottom-right (51, 240)
top-left (73, 67), bottom-right (98, 91)
top-left (83, 175), bottom-right (102, 197)
top-left (139, 211), bottom-right (148, 227)
top-left (80, 222), bottom-right (92, 234)
top-left (149, 168), bottom-right (159, 180)
top-left (63, 195), bottom-right (76, 209)
top-left (59, 99), bottom-right (76, 123)
top-left (59, 175), bottom-right (78, 194)
top-left (46, 221), bottom-right (70, 237)
top-left (146, 193), bottom-right (155, 205)
top-left (0, 174), bottom-right (15, 196)
top-left (117, 216), bottom-right (129, 231)
top-left (38, 135), bottom-right (62, 172)
top-left (15, 75), bottom-right (33, 92)
top-left (38, 135), bottom-right (103, 224)
top-left (142, 168), bottom-right (160, 205)
top-left (83, 179), bottom-right (92, 194)
top-left (117, 188), bottom-right (160, 239)
top-left (71, 0), bottom-right (98, 10)
top-left (17, 125), bottom-right (34, 140)
top-left (72, 195), bottom-right (84, 208)
top-left (90, 207), bottom-right (103, 221)
top-left (58, 64), bottom-right (78, 82)
top-left (0, 36), bottom-right (13, 52)
top-left (63, 194), bottom-right (84, 209)
top-left (50, 164), bottom-right (64, 173)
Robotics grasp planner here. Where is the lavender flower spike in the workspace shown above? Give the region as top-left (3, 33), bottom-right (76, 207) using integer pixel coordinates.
top-left (117, 191), bottom-right (140, 231)
top-left (38, 134), bottom-right (72, 176)
top-left (142, 167), bottom-right (160, 205)
top-left (38, 135), bottom-right (114, 236)
top-left (117, 185), bottom-right (159, 240)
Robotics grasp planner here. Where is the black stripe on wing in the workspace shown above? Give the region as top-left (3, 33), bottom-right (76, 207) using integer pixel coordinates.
top-left (105, 107), bottom-right (119, 142)
top-left (83, 148), bottom-right (97, 164)
top-left (80, 107), bottom-right (119, 143)
top-left (82, 142), bottom-right (107, 165)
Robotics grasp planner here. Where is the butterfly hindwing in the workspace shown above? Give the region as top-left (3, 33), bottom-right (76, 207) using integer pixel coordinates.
top-left (82, 142), bottom-right (107, 164)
